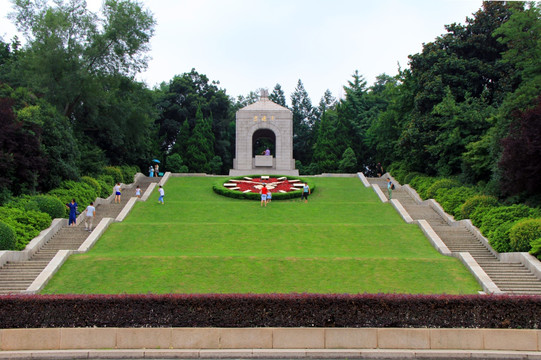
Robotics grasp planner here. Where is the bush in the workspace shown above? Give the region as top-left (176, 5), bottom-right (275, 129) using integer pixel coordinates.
top-left (509, 218), bottom-right (541, 252)
top-left (0, 294), bottom-right (540, 329)
top-left (103, 166), bottom-right (124, 184)
top-left (0, 207), bottom-right (51, 250)
top-left (408, 175), bottom-right (434, 199)
top-left (403, 172), bottom-right (424, 185)
top-left (489, 221), bottom-right (516, 253)
top-left (460, 195), bottom-right (500, 220)
top-left (81, 176), bottom-right (101, 197)
top-left (530, 237), bottom-right (541, 260)
top-left (434, 186), bottom-right (476, 219)
top-left (470, 206), bottom-right (494, 229)
top-left (120, 165), bottom-right (139, 183)
top-left (479, 205), bottom-right (541, 238)
top-left (166, 154), bottom-right (184, 173)
top-left (0, 221), bottom-right (16, 250)
top-left (97, 174), bottom-right (115, 188)
top-left (31, 195), bottom-right (65, 220)
top-left (425, 178), bottom-right (461, 199)
top-left (96, 178), bottom-right (112, 198)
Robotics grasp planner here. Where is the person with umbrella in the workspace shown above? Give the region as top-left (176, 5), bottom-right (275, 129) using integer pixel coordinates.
top-left (152, 159), bottom-right (160, 178)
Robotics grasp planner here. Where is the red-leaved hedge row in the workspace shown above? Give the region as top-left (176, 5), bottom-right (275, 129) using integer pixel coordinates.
top-left (0, 293), bottom-right (539, 329)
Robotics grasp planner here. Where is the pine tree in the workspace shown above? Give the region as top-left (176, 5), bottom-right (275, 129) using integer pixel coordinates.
top-left (269, 83), bottom-right (287, 107)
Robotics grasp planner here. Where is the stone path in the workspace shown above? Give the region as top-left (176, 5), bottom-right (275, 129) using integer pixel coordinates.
top-left (0, 176), bottom-right (159, 294)
top-left (368, 176), bottom-right (541, 295)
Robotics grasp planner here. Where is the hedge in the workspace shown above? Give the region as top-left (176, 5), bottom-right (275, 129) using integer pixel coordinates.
top-left (103, 166), bottom-right (124, 184)
top-left (509, 218), bottom-right (541, 252)
top-left (213, 175), bottom-right (316, 201)
top-left (0, 221), bottom-right (15, 250)
top-left (0, 207), bottom-right (51, 250)
top-left (530, 238), bottom-right (541, 260)
top-left (460, 195), bottom-right (499, 220)
top-left (0, 294), bottom-right (539, 329)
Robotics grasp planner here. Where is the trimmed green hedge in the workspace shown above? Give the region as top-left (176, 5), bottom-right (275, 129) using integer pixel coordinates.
top-left (213, 175), bottom-right (315, 201)
top-left (509, 218), bottom-right (541, 252)
top-left (0, 207), bottom-right (51, 250)
top-left (460, 195), bottom-right (499, 220)
top-left (0, 221), bottom-right (15, 250)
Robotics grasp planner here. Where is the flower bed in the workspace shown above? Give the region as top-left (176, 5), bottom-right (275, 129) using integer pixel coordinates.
top-left (213, 175), bottom-right (315, 201)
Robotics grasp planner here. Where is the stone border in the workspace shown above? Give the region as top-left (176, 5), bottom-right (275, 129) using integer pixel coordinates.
top-left (0, 327), bottom-right (539, 353)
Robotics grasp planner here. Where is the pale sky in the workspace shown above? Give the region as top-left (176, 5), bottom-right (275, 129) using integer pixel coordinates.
top-left (0, 0), bottom-right (484, 103)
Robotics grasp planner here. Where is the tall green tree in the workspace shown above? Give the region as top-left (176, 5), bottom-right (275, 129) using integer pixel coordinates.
top-left (269, 83), bottom-right (287, 107)
top-left (9, 0), bottom-right (156, 118)
top-left (291, 79), bottom-right (316, 166)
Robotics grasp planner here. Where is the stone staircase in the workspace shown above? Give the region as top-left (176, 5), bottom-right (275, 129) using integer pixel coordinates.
top-left (0, 177), bottom-right (158, 295)
top-left (369, 176), bottom-right (541, 295)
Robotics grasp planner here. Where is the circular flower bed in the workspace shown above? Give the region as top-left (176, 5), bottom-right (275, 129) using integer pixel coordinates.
top-left (213, 175), bottom-right (315, 201)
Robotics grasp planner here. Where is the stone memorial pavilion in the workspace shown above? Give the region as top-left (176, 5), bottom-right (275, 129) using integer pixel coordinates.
top-left (230, 90), bottom-right (299, 176)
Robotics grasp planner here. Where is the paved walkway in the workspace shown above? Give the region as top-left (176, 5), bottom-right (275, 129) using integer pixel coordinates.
top-left (0, 176), bottom-right (159, 294)
top-left (368, 176), bottom-right (541, 295)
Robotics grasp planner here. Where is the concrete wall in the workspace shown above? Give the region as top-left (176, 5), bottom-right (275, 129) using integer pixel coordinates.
top-left (0, 327), bottom-right (539, 351)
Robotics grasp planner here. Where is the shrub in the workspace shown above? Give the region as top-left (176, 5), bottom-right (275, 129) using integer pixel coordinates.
top-left (469, 206), bottom-right (493, 229)
top-left (479, 205), bottom-right (541, 238)
top-left (489, 221), bottom-right (516, 253)
top-left (425, 178), bottom-right (461, 199)
top-left (58, 180), bottom-right (97, 208)
top-left (460, 195), bottom-right (499, 220)
top-left (31, 195), bottom-right (65, 220)
top-left (530, 237), bottom-right (541, 260)
top-left (120, 165), bottom-right (139, 183)
top-left (434, 186), bottom-right (476, 219)
top-left (103, 166), bottom-right (124, 184)
top-left (97, 174), bottom-right (115, 188)
top-left (81, 176), bottom-right (101, 197)
top-left (96, 178), bottom-right (111, 198)
top-left (403, 172), bottom-right (424, 185)
top-left (0, 294), bottom-right (540, 329)
top-left (509, 218), bottom-right (541, 252)
top-left (0, 221), bottom-right (16, 250)
top-left (408, 175), bottom-right (434, 199)
top-left (0, 207), bottom-right (50, 250)
top-left (47, 188), bottom-right (71, 216)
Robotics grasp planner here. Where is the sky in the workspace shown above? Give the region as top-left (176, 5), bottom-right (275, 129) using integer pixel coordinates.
top-left (0, 0), bottom-right (484, 103)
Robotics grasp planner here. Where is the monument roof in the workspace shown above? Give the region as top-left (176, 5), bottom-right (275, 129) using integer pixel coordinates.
top-left (238, 90), bottom-right (290, 112)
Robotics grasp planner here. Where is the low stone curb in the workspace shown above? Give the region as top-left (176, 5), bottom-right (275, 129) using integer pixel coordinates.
top-left (0, 348), bottom-right (540, 360)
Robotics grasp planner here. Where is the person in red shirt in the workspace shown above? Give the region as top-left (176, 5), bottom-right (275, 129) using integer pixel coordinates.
top-left (260, 184), bottom-right (268, 207)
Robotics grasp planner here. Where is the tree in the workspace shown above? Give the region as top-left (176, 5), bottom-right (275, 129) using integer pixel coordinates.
top-left (291, 79), bottom-right (316, 166)
top-left (498, 96), bottom-right (541, 198)
top-left (311, 110), bottom-right (340, 173)
top-left (269, 83), bottom-right (287, 107)
top-left (185, 107), bottom-right (215, 172)
top-left (338, 147), bottom-right (358, 173)
top-left (9, 0), bottom-right (156, 118)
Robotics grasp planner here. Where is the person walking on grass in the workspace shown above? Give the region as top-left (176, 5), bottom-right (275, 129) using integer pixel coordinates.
top-left (85, 202), bottom-right (96, 232)
top-left (66, 199), bottom-right (78, 227)
top-left (158, 185), bottom-right (165, 204)
top-left (301, 183), bottom-right (310, 203)
top-left (260, 184), bottom-right (268, 207)
top-left (114, 183), bottom-right (122, 203)
top-left (266, 190), bottom-right (272, 204)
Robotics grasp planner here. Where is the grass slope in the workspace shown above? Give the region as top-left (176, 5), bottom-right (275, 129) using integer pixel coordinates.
top-left (42, 177), bottom-right (480, 294)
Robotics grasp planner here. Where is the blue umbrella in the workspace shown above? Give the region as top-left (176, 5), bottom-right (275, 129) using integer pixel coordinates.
top-left (152, 159), bottom-right (160, 163)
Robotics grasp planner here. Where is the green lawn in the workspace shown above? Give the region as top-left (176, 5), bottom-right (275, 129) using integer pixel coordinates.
top-left (42, 176), bottom-right (481, 294)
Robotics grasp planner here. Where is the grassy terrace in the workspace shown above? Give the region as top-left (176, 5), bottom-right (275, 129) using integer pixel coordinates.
top-left (42, 177), bottom-right (480, 294)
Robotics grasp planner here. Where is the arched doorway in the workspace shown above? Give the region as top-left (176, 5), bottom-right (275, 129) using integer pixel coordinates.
top-left (252, 128), bottom-right (276, 157)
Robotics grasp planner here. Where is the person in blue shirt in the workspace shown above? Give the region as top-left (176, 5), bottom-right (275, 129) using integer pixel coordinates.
top-left (66, 199), bottom-right (78, 227)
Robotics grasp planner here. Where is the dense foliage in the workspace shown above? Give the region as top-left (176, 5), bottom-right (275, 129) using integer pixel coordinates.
top-left (0, 294), bottom-right (539, 329)
top-left (1, 1), bottom-right (540, 251)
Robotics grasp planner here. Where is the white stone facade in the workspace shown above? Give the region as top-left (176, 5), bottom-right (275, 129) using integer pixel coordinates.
top-left (230, 92), bottom-right (298, 176)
